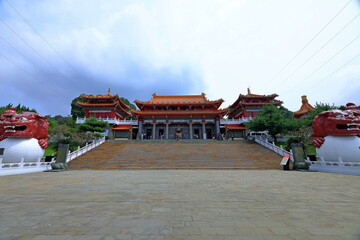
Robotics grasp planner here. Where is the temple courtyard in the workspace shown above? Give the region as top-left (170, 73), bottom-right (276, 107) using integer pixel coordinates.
top-left (0, 170), bottom-right (359, 240)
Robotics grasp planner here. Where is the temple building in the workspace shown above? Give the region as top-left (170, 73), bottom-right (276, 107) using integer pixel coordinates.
top-left (226, 88), bottom-right (283, 138)
top-left (76, 88), bottom-right (284, 140)
top-left (76, 89), bottom-right (133, 139)
top-left (131, 93), bottom-right (228, 140)
top-left (293, 95), bottom-right (315, 119)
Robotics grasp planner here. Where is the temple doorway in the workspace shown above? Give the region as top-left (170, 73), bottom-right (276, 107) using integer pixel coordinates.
top-left (193, 129), bottom-right (200, 139)
top-left (206, 129), bottom-right (212, 139)
top-left (146, 129), bottom-right (152, 139)
top-left (132, 128), bottom-right (138, 139)
top-left (158, 129), bottom-right (165, 139)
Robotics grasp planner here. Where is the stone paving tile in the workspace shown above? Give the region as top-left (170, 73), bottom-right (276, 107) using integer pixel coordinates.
top-left (0, 170), bottom-right (360, 240)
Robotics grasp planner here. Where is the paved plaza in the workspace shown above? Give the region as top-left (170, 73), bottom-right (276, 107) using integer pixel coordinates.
top-left (0, 170), bottom-right (360, 240)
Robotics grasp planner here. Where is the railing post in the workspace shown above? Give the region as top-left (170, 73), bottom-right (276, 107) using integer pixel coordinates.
top-left (338, 156), bottom-right (344, 168)
top-left (290, 149), bottom-right (294, 162)
top-left (68, 150), bottom-right (71, 162)
top-left (20, 158), bottom-right (25, 168)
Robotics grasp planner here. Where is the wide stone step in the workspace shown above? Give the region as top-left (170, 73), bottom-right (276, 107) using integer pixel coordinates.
top-left (68, 140), bottom-right (282, 170)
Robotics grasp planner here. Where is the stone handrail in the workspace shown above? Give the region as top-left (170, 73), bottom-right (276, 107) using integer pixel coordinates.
top-left (255, 137), bottom-right (294, 162)
top-left (0, 157), bottom-right (54, 170)
top-left (76, 117), bottom-right (138, 125)
top-left (67, 137), bottom-right (106, 162)
top-left (220, 117), bottom-right (252, 124)
top-left (306, 156), bottom-right (360, 175)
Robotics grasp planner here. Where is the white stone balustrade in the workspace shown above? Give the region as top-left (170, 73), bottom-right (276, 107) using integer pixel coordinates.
top-left (255, 137), bottom-right (294, 162)
top-left (0, 137), bottom-right (106, 176)
top-left (77, 117), bottom-right (251, 126)
top-left (67, 137), bottom-right (106, 162)
top-left (76, 117), bottom-right (138, 125)
top-left (0, 157), bottom-right (54, 176)
top-left (220, 117), bottom-right (252, 125)
top-left (306, 156), bottom-right (360, 175)
top-left (0, 157), bottom-right (54, 169)
top-left (256, 137), bottom-right (360, 175)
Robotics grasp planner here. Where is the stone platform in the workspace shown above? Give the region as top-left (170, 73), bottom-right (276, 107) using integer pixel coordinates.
top-left (0, 170), bottom-right (359, 240)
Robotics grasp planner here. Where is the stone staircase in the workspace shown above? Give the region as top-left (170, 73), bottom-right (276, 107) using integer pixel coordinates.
top-left (68, 140), bottom-right (283, 170)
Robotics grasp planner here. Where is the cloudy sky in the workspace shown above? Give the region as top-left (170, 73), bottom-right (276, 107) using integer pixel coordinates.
top-left (1, 0), bottom-right (360, 116)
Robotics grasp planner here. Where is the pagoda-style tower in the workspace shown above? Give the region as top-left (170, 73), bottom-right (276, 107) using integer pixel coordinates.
top-left (228, 88), bottom-right (282, 119)
top-left (76, 89), bottom-right (133, 139)
top-left (293, 95), bottom-right (315, 119)
top-left (131, 93), bottom-right (228, 140)
top-left (225, 88), bottom-right (283, 138)
top-left (77, 89), bottom-right (130, 119)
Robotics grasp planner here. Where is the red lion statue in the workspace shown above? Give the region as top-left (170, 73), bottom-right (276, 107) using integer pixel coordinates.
top-left (312, 103), bottom-right (360, 148)
top-left (0, 108), bottom-right (49, 149)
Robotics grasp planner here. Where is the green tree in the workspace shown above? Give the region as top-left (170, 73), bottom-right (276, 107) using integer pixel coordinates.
top-left (70, 96), bottom-right (85, 120)
top-left (245, 105), bottom-right (298, 143)
top-left (299, 102), bottom-right (337, 127)
top-left (120, 97), bottom-right (136, 110)
top-left (0, 103), bottom-right (37, 114)
top-left (120, 97), bottom-right (137, 120)
top-left (77, 117), bottom-right (108, 133)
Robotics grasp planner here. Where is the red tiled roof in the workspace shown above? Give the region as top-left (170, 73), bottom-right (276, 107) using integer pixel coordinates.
top-left (77, 102), bottom-right (117, 107)
top-left (76, 89), bottom-right (131, 117)
top-left (130, 109), bottom-right (228, 116)
top-left (294, 96), bottom-right (315, 118)
top-left (229, 88), bottom-right (280, 110)
top-left (239, 101), bottom-right (283, 106)
top-left (135, 93), bottom-right (223, 105)
top-left (225, 124), bottom-right (246, 130)
top-left (113, 125), bottom-right (132, 131)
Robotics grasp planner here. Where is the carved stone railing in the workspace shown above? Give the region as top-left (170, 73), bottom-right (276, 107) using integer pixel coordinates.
top-left (220, 117), bottom-right (252, 125)
top-left (0, 157), bottom-right (54, 170)
top-left (0, 137), bottom-right (105, 176)
top-left (76, 117), bottom-right (138, 125)
top-left (0, 157), bottom-right (54, 176)
top-left (67, 137), bottom-right (106, 162)
top-left (306, 156), bottom-right (360, 175)
top-left (255, 137), bottom-right (294, 162)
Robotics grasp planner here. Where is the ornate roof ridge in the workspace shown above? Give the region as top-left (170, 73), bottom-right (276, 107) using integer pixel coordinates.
top-left (134, 93), bottom-right (224, 105)
top-left (239, 93), bottom-right (278, 98)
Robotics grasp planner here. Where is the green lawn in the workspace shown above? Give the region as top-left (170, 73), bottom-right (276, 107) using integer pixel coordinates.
top-left (275, 141), bottom-right (316, 156)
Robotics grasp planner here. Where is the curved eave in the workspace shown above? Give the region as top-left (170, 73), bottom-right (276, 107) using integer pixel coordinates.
top-left (134, 99), bottom-right (224, 108)
top-left (80, 94), bottom-right (118, 100)
top-left (293, 109), bottom-right (315, 118)
top-left (77, 102), bottom-right (131, 116)
top-left (79, 94), bottom-right (129, 109)
top-left (227, 106), bottom-right (242, 117)
top-left (117, 101), bottom-right (130, 111)
top-left (240, 101), bottom-right (283, 106)
top-left (228, 101), bottom-right (283, 116)
top-left (229, 94), bottom-right (279, 109)
top-left (239, 93), bottom-right (278, 99)
top-left (294, 104), bottom-right (315, 116)
top-left (115, 105), bottom-right (131, 117)
top-left (77, 102), bottom-right (117, 107)
top-left (130, 109), bottom-right (228, 116)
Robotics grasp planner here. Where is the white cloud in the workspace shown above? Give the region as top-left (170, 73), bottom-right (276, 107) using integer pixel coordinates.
top-left (0, 0), bottom-right (360, 115)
